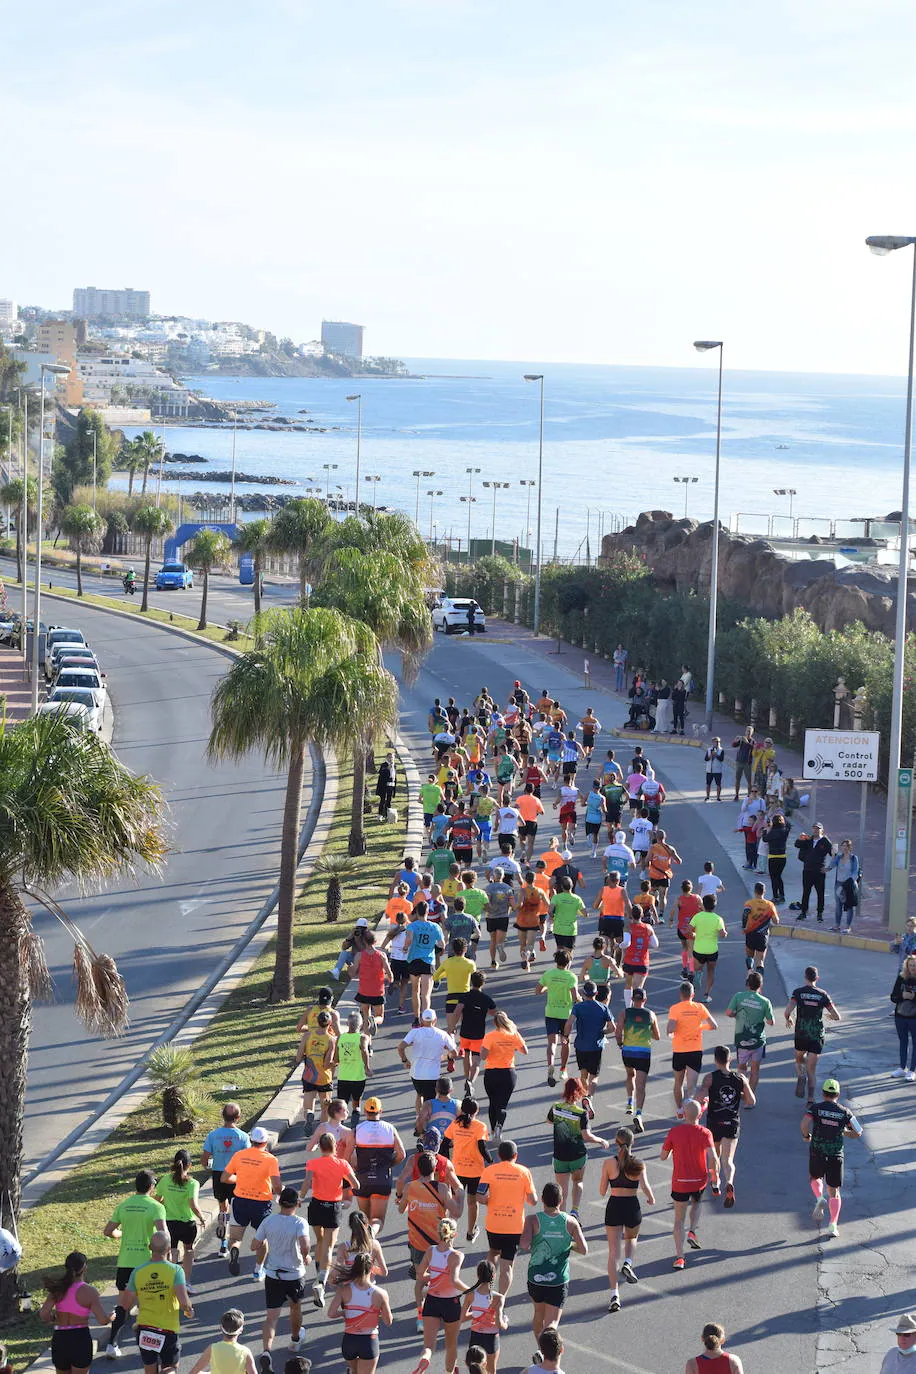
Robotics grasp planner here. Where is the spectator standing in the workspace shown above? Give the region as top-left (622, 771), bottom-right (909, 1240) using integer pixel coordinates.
top-left (703, 739), bottom-right (724, 801)
top-left (752, 736), bottom-right (776, 793)
top-left (654, 681), bottom-right (672, 733)
top-left (613, 645), bottom-right (628, 694)
top-left (890, 954), bottom-right (916, 1081)
top-left (670, 680), bottom-right (688, 736)
top-left (732, 728), bottom-right (755, 800)
top-left (761, 812), bottom-right (791, 904)
top-left (375, 753), bottom-right (397, 821)
top-left (794, 822), bottom-right (834, 923)
top-left (828, 839), bottom-right (861, 931)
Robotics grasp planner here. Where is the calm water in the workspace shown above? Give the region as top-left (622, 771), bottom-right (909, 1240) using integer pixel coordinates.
top-left (116, 359), bottom-right (913, 559)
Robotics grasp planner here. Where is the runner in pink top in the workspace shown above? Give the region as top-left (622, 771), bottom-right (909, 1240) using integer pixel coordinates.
top-left (412, 1219), bottom-right (468, 1374)
top-left (327, 1252), bottom-right (392, 1374)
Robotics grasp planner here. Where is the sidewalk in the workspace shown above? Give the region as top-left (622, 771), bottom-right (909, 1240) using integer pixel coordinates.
top-left (488, 616), bottom-right (904, 939)
top-left (0, 643), bottom-right (34, 723)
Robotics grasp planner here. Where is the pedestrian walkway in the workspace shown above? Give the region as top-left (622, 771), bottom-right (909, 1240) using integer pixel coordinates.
top-left (0, 642), bottom-right (34, 722)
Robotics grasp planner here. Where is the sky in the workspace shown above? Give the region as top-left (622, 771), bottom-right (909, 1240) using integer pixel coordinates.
top-left (2, 0), bottom-right (916, 375)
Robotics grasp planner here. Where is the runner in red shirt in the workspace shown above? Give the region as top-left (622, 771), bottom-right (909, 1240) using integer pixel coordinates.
top-left (660, 1100), bottom-right (714, 1270)
top-left (671, 880), bottom-right (703, 981)
top-left (351, 932), bottom-right (393, 1035)
top-left (621, 909), bottom-right (659, 1006)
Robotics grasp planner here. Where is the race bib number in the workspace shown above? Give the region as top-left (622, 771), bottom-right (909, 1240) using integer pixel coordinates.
top-left (139, 1330), bottom-right (166, 1355)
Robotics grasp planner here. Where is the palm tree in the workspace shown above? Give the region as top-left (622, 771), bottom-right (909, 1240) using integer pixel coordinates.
top-left (132, 504), bottom-right (174, 611)
top-left (0, 475), bottom-right (38, 584)
top-left (268, 497), bottom-right (332, 606)
top-left (185, 528), bottom-right (233, 630)
top-left (314, 853), bottom-right (357, 922)
top-left (119, 437), bottom-right (145, 497)
top-left (235, 517), bottom-right (272, 619)
top-left (208, 607), bottom-right (397, 1001)
top-left (60, 503), bottom-right (104, 597)
top-left (0, 712), bottom-right (166, 1317)
top-left (133, 431), bottom-right (166, 496)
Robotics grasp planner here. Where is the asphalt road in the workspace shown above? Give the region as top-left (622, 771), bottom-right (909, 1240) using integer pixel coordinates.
top-left (168, 631), bottom-right (827, 1374)
top-left (21, 593), bottom-right (301, 1172)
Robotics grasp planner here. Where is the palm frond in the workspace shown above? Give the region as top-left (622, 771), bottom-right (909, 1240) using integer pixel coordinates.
top-left (19, 927), bottom-right (53, 1002)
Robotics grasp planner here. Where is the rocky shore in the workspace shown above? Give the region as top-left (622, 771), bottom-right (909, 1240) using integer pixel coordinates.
top-left (152, 468), bottom-right (296, 486)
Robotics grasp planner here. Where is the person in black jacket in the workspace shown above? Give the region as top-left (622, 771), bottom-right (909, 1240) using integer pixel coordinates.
top-left (762, 813), bottom-right (792, 904)
top-left (375, 752), bottom-right (397, 820)
top-left (890, 954), bottom-right (916, 1080)
top-left (671, 681), bottom-right (687, 736)
top-left (794, 822), bottom-right (833, 922)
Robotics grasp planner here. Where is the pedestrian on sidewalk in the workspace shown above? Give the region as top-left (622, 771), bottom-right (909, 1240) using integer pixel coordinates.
top-left (613, 645), bottom-right (628, 693)
top-left (879, 1314), bottom-right (916, 1374)
top-left (732, 728), bottom-right (755, 800)
top-left (761, 812), bottom-right (791, 904)
top-left (794, 822), bottom-right (834, 923)
top-left (890, 954), bottom-right (916, 1081)
top-left (375, 752), bottom-right (397, 821)
top-left (752, 736), bottom-right (776, 793)
top-left (703, 739), bottom-right (724, 800)
top-left (891, 916), bottom-right (916, 969)
top-left (653, 681), bottom-right (672, 733)
top-left (827, 839), bottom-right (861, 931)
top-left (671, 679), bottom-right (687, 736)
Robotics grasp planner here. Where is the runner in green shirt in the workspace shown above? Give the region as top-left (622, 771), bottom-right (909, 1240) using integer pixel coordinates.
top-left (428, 842), bottom-right (457, 885)
top-left (102, 1170), bottom-right (168, 1357)
top-left (155, 1150), bottom-right (205, 1287)
top-left (725, 969), bottom-right (775, 1090)
top-left (521, 1182), bottom-right (587, 1333)
top-left (549, 879), bottom-right (586, 951)
top-left (420, 778), bottom-right (443, 835)
top-left (473, 788), bottom-right (497, 860)
top-left (688, 894), bottom-right (728, 1003)
top-left (537, 950), bottom-right (579, 1087)
top-left (335, 1009), bottom-right (371, 1118)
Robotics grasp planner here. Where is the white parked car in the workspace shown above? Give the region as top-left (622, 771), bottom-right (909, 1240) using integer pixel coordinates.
top-left (38, 700), bottom-right (94, 734)
top-left (432, 597), bottom-right (486, 634)
top-left (54, 667), bottom-right (107, 709)
top-left (46, 645), bottom-right (97, 681)
top-left (44, 686), bottom-right (104, 733)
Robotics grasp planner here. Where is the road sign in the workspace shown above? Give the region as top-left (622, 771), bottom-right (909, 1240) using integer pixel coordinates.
top-left (802, 729), bottom-right (880, 783)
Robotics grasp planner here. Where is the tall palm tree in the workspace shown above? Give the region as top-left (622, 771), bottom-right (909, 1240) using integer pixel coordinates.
top-left (134, 431), bottom-right (166, 496)
top-left (234, 517), bottom-right (272, 619)
top-left (119, 437), bottom-right (145, 497)
top-left (185, 528), bottom-right (232, 630)
top-left (0, 475), bottom-right (38, 584)
top-left (0, 712), bottom-right (166, 1318)
top-left (268, 497), bottom-right (332, 606)
top-left (208, 607), bottom-right (397, 1001)
top-left (132, 504), bottom-right (174, 611)
top-left (60, 503), bottom-right (104, 597)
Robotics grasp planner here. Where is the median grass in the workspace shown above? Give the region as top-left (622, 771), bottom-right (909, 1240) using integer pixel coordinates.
top-left (4, 754), bottom-right (406, 1371)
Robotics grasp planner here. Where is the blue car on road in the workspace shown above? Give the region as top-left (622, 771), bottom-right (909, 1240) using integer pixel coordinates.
top-left (154, 561), bottom-right (194, 590)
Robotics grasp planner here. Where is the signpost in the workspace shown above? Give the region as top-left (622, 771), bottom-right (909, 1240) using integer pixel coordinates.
top-left (803, 730), bottom-right (883, 919)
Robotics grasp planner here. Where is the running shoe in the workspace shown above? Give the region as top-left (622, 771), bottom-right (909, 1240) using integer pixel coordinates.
top-left (467, 1226), bottom-right (479, 1243)
top-left (547, 1073), bottom-right (557, 1087)
top-left (289, 1337), bottom-right (302, 1353)
top-left (621, 1260), bottom-right (638, 1284)
top-left (490, 961), bottom-right (498, 970)
top-left (215, 1216), bottom-right (226, 1240)
top-left (498, 946), bottom-right (508, 964)
top-left (258, 1355), bottom-right (273, 1374)
top-left (569, 1209), bottom-right (580, 1221)
top-left (632, 1112), bottom-right (644, 1134)
top-left (228, 1246), bottom-right (241, 1276)
top-left (607, 1292), bottom-right (621, 1312)
top-left (415, 1318), bottom-right (425, 1335)
top-left (104, 1346), bottom-right (122, 1361)
top-left (559, 1067), bottom-right (568, 1080)
top-left (687, 1230), bottom-right (701, 1249)
top-left (891, 1067), bottom-right (908, 1078)
top-left (625, 1098), bottom-right (633, 1115)
top-left (826, 1221), bottom-right (839, 1239)
top-left (710, 1179), bottom-right (721, 1197)
top-left (673, 1257), bottom-right (686, 1270)
top-left (906, 1071), bottom-right (916, 1083)
top-left (724, 1184), bottom-right (736, 1209)
top-left (252, 1264), bottom-right (265, 1283)
top-left (446, 1058), bottom-right (456, 1074)
top-left (219, 1240), bottom-right (228, 1256)
top-left (312, 1280), bottom-right (325, 1308)
top-left (812, 1196), bottom-right (829, 1221)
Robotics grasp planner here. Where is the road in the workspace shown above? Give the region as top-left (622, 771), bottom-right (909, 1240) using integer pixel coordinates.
top-left (20, 590), bottom-right (303, 1172)
top-left (169, 630), bottom-right (846, 1374)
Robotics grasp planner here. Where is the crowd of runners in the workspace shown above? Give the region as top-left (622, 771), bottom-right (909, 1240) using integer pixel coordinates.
top-left (38, 678), bottom-right (871, 1374)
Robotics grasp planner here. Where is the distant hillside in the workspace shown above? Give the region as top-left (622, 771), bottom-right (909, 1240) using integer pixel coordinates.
top-left (202, 351), bottom-right (412, 379)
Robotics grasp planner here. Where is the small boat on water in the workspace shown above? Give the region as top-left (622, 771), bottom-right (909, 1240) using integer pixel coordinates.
top-left (775, 443), bottom-right (789, 449)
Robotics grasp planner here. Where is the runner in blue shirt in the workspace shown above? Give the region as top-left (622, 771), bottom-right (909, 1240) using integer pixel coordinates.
top-left (406, 902), bottom-right (446, 1021)
top-left (201, 1104), bottom-right (250, 1254)
top-left (564, 981), bottom-right (616, 1094)
top-left (584, 783), bottom-right (607, 860)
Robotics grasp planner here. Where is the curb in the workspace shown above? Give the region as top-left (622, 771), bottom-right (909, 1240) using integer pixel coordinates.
top-left (611, 726), bottom-right (704, 748)
top-left (770, 923), bottom-right (890, 955)
top-left (394, 728), bottom-right (425, 861)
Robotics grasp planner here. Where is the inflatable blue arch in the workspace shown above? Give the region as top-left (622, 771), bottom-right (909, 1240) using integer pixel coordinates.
top-left (163, 522), bottom-right (255, 584)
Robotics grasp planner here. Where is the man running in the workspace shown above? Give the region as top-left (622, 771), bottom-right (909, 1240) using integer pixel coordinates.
top-left (645, 829), bottom-right (681, 919)
top-left (515, 784), bottom-right (545, 864)
top-left (615, 987), bottom-right (660, 1133)
top-left (689, 894), bottom-right (728, 1004)
top-left (621, 906), bottom-right (659, 1008)
top-left (698, 1046), bottom-right (755, 1210)
top-left (222, 1127), bottom-right (282, 1279)
top-left (582, 780), bottom-right (607, 861)
top-left (479, 1140), bottom-right (538, 1295)
top-left (484, 866), bottom-right (515, 968)
top-left (333, 1011), bottom-right (372, 1126)
top-left (667, 983), bottom-right (718, 1117)
top-left (520, 1182), bottom-right (588, 1342)
top-left (202, 1104), bottom-right (250, 1258)
top-left (537, 950), bottom-right (579, 1088)
top-left (578, 708), bottom-right (602, 767)
top-left (726, 970), bottom-right (775, 1093)
top-left (593, 870), bottom-right (631, 967)
top-left (353, 1098), bottom-right (407, 1235)
top-left (741, 882), bottom-right (780, 971)
top-left (548, 877), bottom-right (586, 957)
top-left (671, 879), bottom-right (702, 984)
top-left (457, 970), bottom-right (497, 1091)
top-left (399, 1009), bottom-right (457, 1112)
top-left (801, 1077), bottom-right (863, 1239)
top-left (660, 1100), bottom-right (714, 1270)
top-left (785, 966), bottom-right (841, 1105)
top-left (252, 1185), bottom-right (312, 1360)
top-left (564, 981), bottom-right (615, 1095)
top-left (120, 1231), bottom-right (192, 1374)
top-left (102, 1171), bottom-right (168, 1358)
top-left (406, 902), bottom-right (446, 1018)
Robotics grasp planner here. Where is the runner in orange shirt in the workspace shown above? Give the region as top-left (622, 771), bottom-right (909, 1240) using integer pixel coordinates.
top-left (397, 1152), bottom-right (463, 1329)
top-left (480, 1013), bottom-right (528, 1140)
top-left (591, 873), bottom-right (631, 967)
top-left (385, 885), bottom-right (413, 925)
top-left (515, 872), bottom-right (549, 971)
top-left (221, 1127), bottom-right (282, 1278)
top-left (645, 829), bottom-right (682, 920)
top-left (667, 983), bottom-right (718, 1117)
top-left (670, 879), bottom-right (703, 982)
top-left (444, 1097), bottom-right (491, 1245)
top-left (539, 839), bottom-right (564, 880)
top-left (479, 1141), bottom-right (537, 1295)
top-left (514, 785), bottom-right (545, 863)
top-left (301, 1131), bottom-right (359, 1306)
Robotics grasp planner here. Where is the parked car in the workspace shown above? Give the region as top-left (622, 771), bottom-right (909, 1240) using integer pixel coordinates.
top-left (154, 561), bottom-right (194, 590)
top-left (432, 597), bottom-right (486, 634)
top-left (44, 686), bottom-right (104, 733)
top-left (0, 612), bottom-right (20, 645)
top-left (37, 700), bottom-right (94, 734)
top-left (45, 639), bottom-right (94, 681)
top-left (46, 626), bottom-right (87, 655)
top-left (50, 652), bottom-right (101, 687)
top-left (54, 667), bottom-right (107, 708)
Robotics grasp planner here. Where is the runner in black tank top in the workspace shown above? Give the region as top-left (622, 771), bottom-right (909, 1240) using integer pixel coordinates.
top-left (699, 1046), bottom-right (754, 1209)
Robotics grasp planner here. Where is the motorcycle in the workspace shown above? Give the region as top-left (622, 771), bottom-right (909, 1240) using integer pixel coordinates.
top-left (123, 576), bottom-right (136, 596)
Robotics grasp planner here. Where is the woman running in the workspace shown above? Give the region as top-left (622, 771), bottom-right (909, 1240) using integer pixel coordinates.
top-left (444, 1097), bottom-right (491, 1245)
top-left (40, 1251), bottom-right (113, 1374)
top-left (599, 1127), bottom-right (655, 1313)
top-left (332, 1212), bottom-right (388, 1284)
top-left (460, 1261), bottom-right (507, 1374)
top-left (515, 872), bottom-right (548, 970)
top-left (411, 1218), bottom-right (468, 1374)
top-left (156, 1149), bottom-right (205, 1288)
top-left (579, 937), bottom-right (619, 993)
top-left (327, 1251), bottom-right (392, 1374)
top-left (480, 1011), bottom-right (528, 1142)
top-left (684, 1323), bottom-right (744, 1374)
top-left (547, 1079), bottom-right (608, 1216)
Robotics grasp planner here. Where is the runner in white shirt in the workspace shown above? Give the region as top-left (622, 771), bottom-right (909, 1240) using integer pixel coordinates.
top-left (629, 812), bottom-right (654, 870)
top-left (696, 862), bottom-right (726, 899)
top-left (604, 831), bottom-right (636, 885)
top-left (496, 804), bottom-right (522, 849)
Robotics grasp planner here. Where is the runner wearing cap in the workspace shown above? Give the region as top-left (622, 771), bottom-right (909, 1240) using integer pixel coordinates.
top-left (802, 1078), bottom-right (862, 1239)
top-left (252, 1186), bottom-right (311, 1362)
top-left (300, 1133), bottom-right (359, 1307)
top-left (399, 1010), bottom-right (458, 1111)
top-left (603, 830), bottom-right (636, 888)
top-left (296, 986), bottom-right (342, 1039)
top-left (697, 1046), bottom-right (755, 1210)
top-left (222, 1129), bottom-right (282, 1278)
top-left (353, 1099), bottom-right (407, 1236)
top-left (296, 1009), bottom-right (337, 1135)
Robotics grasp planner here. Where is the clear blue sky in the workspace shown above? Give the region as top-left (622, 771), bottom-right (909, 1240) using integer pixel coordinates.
top-left (2, 0), bottom-right (915, 374)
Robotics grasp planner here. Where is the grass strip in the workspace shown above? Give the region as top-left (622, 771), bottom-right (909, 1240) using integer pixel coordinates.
top-left (4, 753), bottom-right (405, 1370)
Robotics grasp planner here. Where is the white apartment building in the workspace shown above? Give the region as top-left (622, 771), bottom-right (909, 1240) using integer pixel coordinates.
top-left (78, 355), bottom-right (190, 415)
top-left (0, 299), bottom-right (17, 325)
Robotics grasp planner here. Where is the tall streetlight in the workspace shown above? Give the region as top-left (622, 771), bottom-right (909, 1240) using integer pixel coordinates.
top-left (17, 388), bottom-right (29, 646)
top-left (673, 475), bottom-right (699, 517)
top-left (464, 466), bottom-right (481, 559)
top-left (866, 234), bottom-right (916, 929)
top-left (322, 462), bottom-right (338, 502)
top-left (346, 394), bottom-right (362, 512)
top-left (229, 413), bottom-right (238, 524)
top-left (426, 488), bottom-right (443, 541)
top-left (519, 478), bottom-right (536, 567)
top-left (482, 480), bottom-right (510, 555)
top-left (412, 469), bottom-right (434, 525)
top-left (693, 340), bottom-right (724, 729)
top-left (91, 427), bottom-right (98, 513)
top-left (773, 487), bottom-right (797, 519)
top-left (460, 494), bottom-right (477, 560)
top-left (523, 374), bottom-right (545, 633)
top-left (32, 363), bottom-right (71, 713)
top-left (364, 473), bottom-right (381, 509)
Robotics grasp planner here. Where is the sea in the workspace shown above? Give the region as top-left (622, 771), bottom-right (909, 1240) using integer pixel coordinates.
top-left (114, 359), bottom-right (914, 561)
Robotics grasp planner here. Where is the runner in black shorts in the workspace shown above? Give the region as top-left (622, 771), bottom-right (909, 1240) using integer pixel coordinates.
top-left (802, 1078), bottom-right (862, 1239)
top-left (699, 1045), bottom-right (754, 1208)
top-left (785, 966), bottom-right (841, 1105)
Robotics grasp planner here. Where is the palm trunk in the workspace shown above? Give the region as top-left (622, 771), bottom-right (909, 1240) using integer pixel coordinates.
top-left (141, 462), bottom-right (149, 495)
top-left (15, 525), bottom-right (22, 585)
top-left (197, 567), bottom-right (209, 631)
top-left (0, 886), bottom-right (31, 1320)
top-left (75, 547), bottom-right (83, 597)
top-left (128, 467), bottom-right (135, 497)
top-left (253, 555), bottom-right (262, 618)
top-left (299, 556), bottom-right (309, 608)
top-left (141, 538), bottom-right (152, 612)
top-left (272, 739), bottom-right (306, 1002)
top-left (348, 745), bottom-right (368, 856)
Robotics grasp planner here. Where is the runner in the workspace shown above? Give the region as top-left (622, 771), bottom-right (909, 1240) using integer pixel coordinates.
top-left (445, 896), bottom-right (482, 968)
top-left (221, 1127), bottom-right (282, 1278)
top-left (332, 1212), bottom-right (388, 1285)
top-left (417, 1077), bottom-right (461, 1151)
top-left (458, 971), bottom-right (497, 1091)
top-left (472, 787), bottom-right (497, 862)
top-left (102, 1171), bottom-right (167, 1358)
top-left (495, 747), bottom-right (518, 806)
top-left (645, 829), bottom-right (681, 919)
top-left (447, 801), bottom-right (481, 869)
top-left (480, 1011), bottom-right (528, 1141)
top-left (696, 861), bottom-right (725, 903)
top-left (186, 1309), bottom-right (256, 1374)
top-left (638, 772), bottom-right (666, 826)
top-left (119, 1232), bottom-right (192, 1374)
top-left (155, 1150), bottom-right (205, 1289)
top-left (301, 1135), bottom-right (359, 1307)
top-left (785, 965), bottom-right (842, 1104)
top-left (334, 1013), bottom-right (372, 1126)
top-left (621, 906), bottom-right (659, 1008)
top-left (628, 807), bottom-right (654, 873)
top-left (670, 880), bottom-right (702, 984)
top-left (444, 1097), bottom-right (491, 1244)
top-left (295, 1009), bottom-right (337, 1133)
top-left (40, 1250), bottom-right (114, 1374)
top-left (579, 936), bottom-right (618, 993)
top-left (698, 1046), bottom-right (756, 1209)
top-left (433, 938), bottom-right (476, 1039)
top-left (479, 1141), bottom-right (538, 1295)
top-left (726, 970), bottom-right (775, 1092)
top-left (380, 911), bottom-right (411, 1016)
top-left (515, 871), bottom-right (549, 971)
top-left (525, 1327), bottom-right (566, 1374)
top-left (684, 1324), bottom-right (745, 1374)
top-left (631, 879), bottom-right (659, 926)
top-left (689, 894), bottom-right (728, 1004)
top-left (495, 798), bottom-right (522, 852)
top-left (251, 1187), bottom-right (311, 1363)
top-left (564, 983), bottom-right (615, 1096)
top-left (305, 1098), bottom-right (355, 1162)
top-left (546, 1078), bottom-right (608, 1213)
top-left (520, 1182), bottom-right (587, 1341)
top-left (615, 987), bottom-right (661, 1133)
top-left (399, 1009), bottom-right (458, 1112)
top-left (601, 774), bottom-right (628, 844)
top-left (536, 950), bottom-right (579, 1088)
top-left (484, 867), bottom-right (515, 969)
top-left (350, 933), bottom-right (393, 1034)
top-left (514, 784), bottom-right (545, 864)
top-left (353, 1099), bottom-right (407, 1235)
top-left (461, 1262), bottom-right (507, 1374)
top-left (410, 1219), bottom-right (469, 1374)
top-left (548, 877), bottom-right (586, 956)
top-left (202, 1104), bottom-right (250, 1258)
top-left (459, 871), bottom-right (490, 936)
top-left (660, 1100), bottom-right (715, 1270)
top-left (394, 1128), bottom-right (462, 1203)
top-left (583, 781), bottom-right (607, 860)
top-left (667, 983), bottom-right (718, 1117)
top-left (421, 775), bottom-right (444, 838)
top-left (397, 1153), bottom-right (464, 1330)
top-left (592, 870), bottom-right (631, 967)
top-left (553, 779), bottom-right (581, 849)
top-left (406, 902), bottom-right (447, 1018)
top-left (741, 882), bottom-right (780, 971)
top-left (599, 1127), bottom-right (656, 1312)
top-left (577, 708), bottom-right (602, 767)
top-left (545, 720), bottom-right (565, 786)
top-left (802, 1077), bottom-right (863, 1238)
top-left (327, 1251), bottom-right (392, 1374)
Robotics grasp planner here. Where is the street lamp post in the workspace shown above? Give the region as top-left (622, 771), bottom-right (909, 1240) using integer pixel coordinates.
top-left (523, 374), bottom-right (545, 633)
top-left (91, 427), bottom-right (98, 513)
top-left (519, 479), bottom-right (536, 567)
top-left (464, 466), bottom-right (481, 560)
top-left (229, 413), bottom-right (238, 524)
top-left (426, 488), bottom-right (443, 541)
top-left (693, 341), bottom-right (724, 729)
top-left (482, 480), bottom-right (510, 555)
top-left (866, 234), bottom-right (916, 930)
top-left (32, 363), bottom-right (70, 713)
top-left (672, 475), bottom-right (699, 518)
top-left (346, 394), bottom-right (362, 513)
top-left (364, 474), bottom-right (381, 509)
top-left (322, 463), bottom-right (338, 502)
top-left (18, 389), bottom-right (28, 648)
top-left (412, 469), bottom-right (434, 526)
top-left (773, 487), bottom-right (797, 519)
